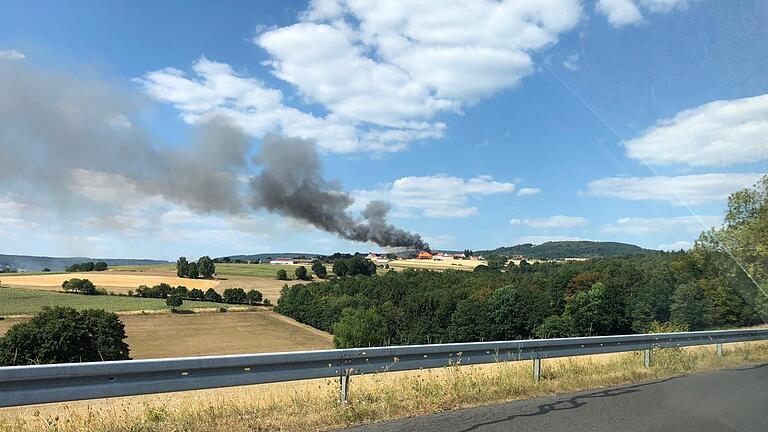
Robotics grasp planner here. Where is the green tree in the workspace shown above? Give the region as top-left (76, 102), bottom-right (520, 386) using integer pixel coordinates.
top-left (0, 307), bottom-right (130, 365)
top-left (176, 257), bottom-right (189, 278)
top-left (276, 269), bottom-right (289, 280)
top-left (166, 294), bottom-right (183, 311)
top-left (670, 282), bottom-right (716, 330)
top-left (42, 268), bottom-right (51, 272)
top-left (486, 255), bottom-right (508, 270)
top-left (94, 261), bottom-right (108, 271)
top-left (487, 285), bottom-right (548, 340)
top-left (223, 288), bottom-right (247, 304)
top-left (185, 262), bottom-right (199, 279)
top-left (534, 315), bottom-right (577, 339)
top-left (332, 260), bottom-right (348, 277)
top-left (204, 288), bottom-right (222, 302)
top-left (311, 261), bottom-right (327, 278)
top-left (565, 282), bottom-right (614, 336)
top-left (294, 266), bottom-right (310, 280)
top-left (61, 278), bottom-right (97, 295)
top-left (333, 308), bottom-right (389, 348)
top-left (346, 256), bottom-right (376, 276)
top-left (197, 256), bottom-right (216, 279)
top-left (246, 289), bottom-right (263, 305)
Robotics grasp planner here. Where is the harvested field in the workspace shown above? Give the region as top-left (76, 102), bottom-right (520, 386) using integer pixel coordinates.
top-left (1, 272), bottom-right (217, 293)
top-left (0, 311), bottom-right (333, 359)
top-left (388, 258), bottom-right (486, 271)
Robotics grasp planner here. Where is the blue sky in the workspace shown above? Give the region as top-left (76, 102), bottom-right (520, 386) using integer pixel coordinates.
top-left (1, 0), bottom-right (766, 259)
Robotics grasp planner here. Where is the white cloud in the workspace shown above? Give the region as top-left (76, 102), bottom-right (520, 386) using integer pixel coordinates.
top-left (586, 173), bottom-right (763, 206)
top-left (264, 0), bottom-right (582, 110)
top-left (516, 235), bottom-right (589, 245)
top-left (562, 53), bottom-right (580, 71)
top-left (138, 57), bottom-right (444, 153)
top-left (625, 93), bottom-right (768, 167)
top-left (517, 187), bottom-right (542, 196)
top-left (510, 215), bottom-right (588, 228)
top-left (0, 49), bottom-right (25, 61)
top-left (354, 174), bottom-right (516, 218)
top-left (596, 0), bottom-right (697, 27)
top-left (596, 0), bottom-right (643, 26)
top-left (657, 240), bottom-right (693, 251)
top-left (142, 1), bottom-right (582, 154)
top-left (601, 215), bottom-right (721, 235)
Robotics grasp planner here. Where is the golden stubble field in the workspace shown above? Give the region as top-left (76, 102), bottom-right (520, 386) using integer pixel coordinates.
top-left (388, 258), bottom-right (486, 271)
top-left (0, 271), bottom-right (308, 302)
top-left (0, 311), bottom-right (333, 359)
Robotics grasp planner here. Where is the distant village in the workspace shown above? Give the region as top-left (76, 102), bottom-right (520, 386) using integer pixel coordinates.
top-left (266, 251), bottom-right (589, 267)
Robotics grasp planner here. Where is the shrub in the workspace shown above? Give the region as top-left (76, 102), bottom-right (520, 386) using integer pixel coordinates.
top-left (276, 269), bottom-right (288, 280)
top-left (166, 294), bottom-right (183, 310)
top-left (205, 288), bottom-right (222, 302)
top-left (332, 260), bottom-right (348, 277)
top-left (42, 268), bottom-right (51, 272)
top-left (218, 307), bottom-right (228, 313)
top-left (246, 289), bottom-right (263, 305)
top-left (61, 278), bottom-right (97, 295)
top-left (187, 288), bottom-right (205, 300)
top-left (222, 288), bottom-right (247, 304)
top-left (294, 266), bottom-right (310, 281)
top-left (0, 307), bottom-right (130, 365)
top-left (311, 261), bottom-right (327, 278)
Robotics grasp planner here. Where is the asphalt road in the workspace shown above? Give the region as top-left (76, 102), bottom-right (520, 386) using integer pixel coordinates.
top-left (339, 364), bottom-right (768, 432)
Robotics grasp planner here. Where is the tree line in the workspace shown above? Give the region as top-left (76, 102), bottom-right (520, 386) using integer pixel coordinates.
top-left (131, 283), bottom-right (266, 306)
top-left (65, 261), bottom-right (108, 272)
top-left (276, 177), bottom-right (768, 348)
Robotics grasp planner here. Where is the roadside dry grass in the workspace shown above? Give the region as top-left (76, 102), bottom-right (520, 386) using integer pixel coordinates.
top-left (0, 341), bottom-right (765, 432)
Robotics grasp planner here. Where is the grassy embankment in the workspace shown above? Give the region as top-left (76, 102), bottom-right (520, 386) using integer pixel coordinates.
top-left (0, 341), bottom-right (766, 432)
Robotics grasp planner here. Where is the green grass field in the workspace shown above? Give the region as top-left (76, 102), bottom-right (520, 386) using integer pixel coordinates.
top-left (0, 287), bottom-right (227, 316)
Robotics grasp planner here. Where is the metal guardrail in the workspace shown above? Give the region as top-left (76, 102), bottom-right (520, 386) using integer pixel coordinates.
top-left (0, 328), bottom-right (766, 407)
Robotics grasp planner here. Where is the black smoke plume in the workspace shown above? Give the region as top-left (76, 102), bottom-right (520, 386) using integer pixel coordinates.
top-left (250, 135), bottom-right (429, 250)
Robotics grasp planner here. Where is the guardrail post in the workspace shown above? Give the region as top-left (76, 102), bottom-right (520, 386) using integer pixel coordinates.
top-left (643, 349), bottom-right (651, 368)
top-left (716, 343), bottom-right (724, 358)
top-left (340, 369), bottom-right (350, 404)
top-left (533, 358), bottom-right (541, 382)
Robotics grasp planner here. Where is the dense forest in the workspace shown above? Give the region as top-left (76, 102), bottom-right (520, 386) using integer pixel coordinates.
top-left (482, 241), bottom-right (652, 259)
top-left (276, 176), bottom-right (768, 348)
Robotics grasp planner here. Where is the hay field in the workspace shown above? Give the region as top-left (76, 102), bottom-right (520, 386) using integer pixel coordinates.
top-left (388, 258), bottom-right (486, 271)
top-left (1, 342), bottom-right (765, 432)
top-left (0, 311), bottom-right (332, 359)
top-left (0, 272), bottom-right (217, 292)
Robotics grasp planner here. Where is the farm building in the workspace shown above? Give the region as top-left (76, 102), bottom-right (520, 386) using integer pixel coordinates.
top-left (432, 252), bottom-right (465, 261)
top-left (269, 258), bottom-right (295, 265)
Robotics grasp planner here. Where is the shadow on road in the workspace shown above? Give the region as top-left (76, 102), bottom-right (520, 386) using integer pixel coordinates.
top-left (459, 364), bottom-right (766, 432)
top-left (459, 377), bottom-right (678, 432)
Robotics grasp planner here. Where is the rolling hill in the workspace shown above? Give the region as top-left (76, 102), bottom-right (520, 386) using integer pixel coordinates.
top-left (0, 254), bottom-right (168, 272)
top-left (482, 241), bottom-right (654, 259)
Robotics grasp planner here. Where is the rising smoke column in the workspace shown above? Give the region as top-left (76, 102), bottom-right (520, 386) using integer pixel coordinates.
top-left (249, 134), bottom-right (429, 250)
